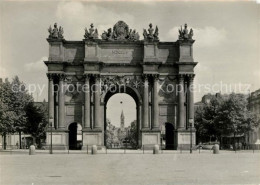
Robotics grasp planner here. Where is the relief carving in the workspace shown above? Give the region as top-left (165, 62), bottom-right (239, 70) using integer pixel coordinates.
top-left (101, 21), bottom-right (140, 41)
top-left (65, 83), bottom-right (83, 102)
top-left (100, 75), bottom-right (143, 95)
top-left (158, 76), bottom-right (177, 102)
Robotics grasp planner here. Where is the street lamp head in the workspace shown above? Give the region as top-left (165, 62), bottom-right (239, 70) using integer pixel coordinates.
top-left (49, 116), bottom-right (54, 126)
top-left (49, 116), bottom-right (53, 121)
top-left (189, 118), bottom-right (194, 127)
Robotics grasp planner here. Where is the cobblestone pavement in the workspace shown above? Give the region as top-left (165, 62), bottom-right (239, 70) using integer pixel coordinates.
top-left (1, 151), bottom-right (260, 185)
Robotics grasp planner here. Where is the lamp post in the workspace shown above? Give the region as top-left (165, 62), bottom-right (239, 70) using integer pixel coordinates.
top-left (189, 118), bottom-right (194, 154)
top-left (49, 116), bottom-right (53, 154)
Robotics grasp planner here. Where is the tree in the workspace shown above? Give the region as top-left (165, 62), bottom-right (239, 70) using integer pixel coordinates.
top-left (0, 79), bottom-right (16, 149)
top-left (105, 119), bottom-right (117, 148)
top-left (194, 95), bottom-right (224, 143)
top-left (195, 93), bottom-right (260, 148)
top-left (218, 93), bottom-right (259, 148)
top-left (126, 121), bottom-right (138, 148)
top-left (10, 76), bottom-right (33, 148)
top-left (0, 100), bottom-right (16, 149)
top-left (194, 106), bottom-right (207, 143)
top-left (0, 76), bottom-right (33, 149)
top-left (24, 102), bottom-right (48, 147)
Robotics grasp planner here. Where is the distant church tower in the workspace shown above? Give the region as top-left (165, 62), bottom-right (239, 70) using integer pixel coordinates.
top-left (120, 110), bottom-right (125, 130)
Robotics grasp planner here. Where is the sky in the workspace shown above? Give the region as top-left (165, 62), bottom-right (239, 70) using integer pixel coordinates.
top-left (107, 94), bottom-right (136, 127)
top-left (0, 0), bottom-right (260, 127)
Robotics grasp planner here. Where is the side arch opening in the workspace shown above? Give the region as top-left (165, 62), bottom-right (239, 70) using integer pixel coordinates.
top-left (68, 122), bottom-right (82, 150)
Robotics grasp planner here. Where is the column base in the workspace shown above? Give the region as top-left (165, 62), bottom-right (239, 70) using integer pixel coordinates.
top-left (174, 129), bottom-right (196, 150)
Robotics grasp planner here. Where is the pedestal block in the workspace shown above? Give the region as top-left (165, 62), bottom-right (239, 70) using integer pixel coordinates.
top-left (46, 130), bottom-right (68, 150)
top-left (141, 130), bottom-right (160, 149)
top-left (174, 129), bottom-right (196, 150)
top-left (82, 130), bottom-right (102, 150)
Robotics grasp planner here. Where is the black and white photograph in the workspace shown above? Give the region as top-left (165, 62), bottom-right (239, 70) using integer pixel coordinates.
top-left (0, 0), bottom-right (260, 184)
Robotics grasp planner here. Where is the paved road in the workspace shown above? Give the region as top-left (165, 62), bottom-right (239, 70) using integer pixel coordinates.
top-left (1, 152), bottom-right (259, 185)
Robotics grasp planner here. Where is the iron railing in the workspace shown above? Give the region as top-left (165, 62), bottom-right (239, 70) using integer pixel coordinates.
top-left (1, 144), bottom-right (260, 155)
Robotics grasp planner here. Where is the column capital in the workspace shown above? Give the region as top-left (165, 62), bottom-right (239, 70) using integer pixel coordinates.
top-left (92, 74), bottom-right (101, 80)
top-left (187, 74), bottom-right (195, 81)
top-left (142, 74), bottom-right (152, 81)
top-left (83, 73), bottom-right (91, 80)
top-left (57, 73), bottom-right (66, 80)
top-left (177, 74), bottom-right (185, 81)
top-left (152, 74), bottom-right (159, 80)
top-left (47, 73), bottom-right (55, 80)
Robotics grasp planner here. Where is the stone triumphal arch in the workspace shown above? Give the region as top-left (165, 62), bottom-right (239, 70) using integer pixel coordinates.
top-left (45, 21), bottom-right (197, 150)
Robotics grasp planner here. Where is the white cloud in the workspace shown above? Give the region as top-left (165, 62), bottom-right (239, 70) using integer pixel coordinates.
top-left (195, 63), bottom-right (211, 74)
top-left (0, 66), bottom-right (9, 78)
top-left (253, 70), bottom-right (260, 77)
top-left (55, 2), bottom-right (135, 40)
top-left (24, 56), bottom-right (47, 72)
top-left (167, 26), bottom-right (227, 47)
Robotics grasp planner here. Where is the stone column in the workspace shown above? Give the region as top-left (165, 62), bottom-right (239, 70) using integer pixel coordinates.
top-left (142, 74), bottom-right (149, 129)
top-left (188, 74), bottom-right (195, 127)
top-left (177, 74), bottom-right (185, 129)
top-left (94, 75), bottom-right (101, 129)
top-left (84, 74), bottom-right (91, 129)
top-left (152, 74), bottom-right (159, 129)
top-left (58, 74), bottom-right (65, 129)
top-left (47, 74), bottom-right (54, 127)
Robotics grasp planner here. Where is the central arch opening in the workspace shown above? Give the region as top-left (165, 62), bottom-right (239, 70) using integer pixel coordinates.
top-left (104, 86), bottom-right (140, 149)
